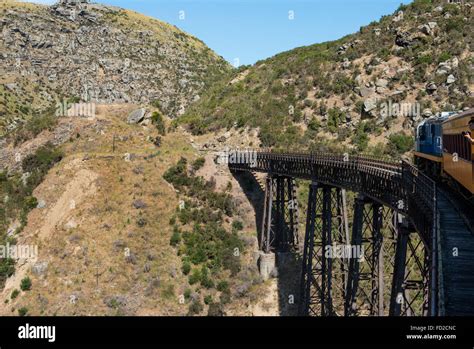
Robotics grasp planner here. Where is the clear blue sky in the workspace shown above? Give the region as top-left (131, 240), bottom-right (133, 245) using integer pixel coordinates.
top-left (30, 0), bottom-right (413, 66)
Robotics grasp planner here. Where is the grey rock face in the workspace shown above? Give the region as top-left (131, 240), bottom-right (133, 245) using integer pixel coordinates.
top-left (375, 79), bottom-right (389, 88)
top-left (32, 261), bottom-right (49, 276)
top-left (364, 98), bottom-right (377, 113)
top-left (0, 2), bottom-right (230, 133)
top-left (422, 109), bottom-right (433, 118)
top-left (426, 82), bottom-right (438, 93)
top-left (446, 74), bottom-right (456, 84)
top-left (127, 109), bottom-right (146, 124)
top-left (395, 31), bottom-right (412, 47)
top-left (392, 11), bottom-right (404, 23)
top-left (37, 199), bottom-right (46, 209)
top-left (359, 86), bottom-right (375, 97)
top-left (419, 22), bottom-right (437, 36)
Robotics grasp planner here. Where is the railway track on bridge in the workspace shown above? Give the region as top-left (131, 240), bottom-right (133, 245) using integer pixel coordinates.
top-left (228, 149), bottom-right (473, 317)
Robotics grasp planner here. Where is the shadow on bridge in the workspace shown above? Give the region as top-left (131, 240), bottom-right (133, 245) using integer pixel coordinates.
top-left (231, 171), bottom-right (301, 316)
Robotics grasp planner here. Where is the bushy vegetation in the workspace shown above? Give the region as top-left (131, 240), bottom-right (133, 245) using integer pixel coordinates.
top-left (11, 105), bottom-right (58, 146)
top-left (10, 289), bottom-right (19, 300)
top-left (20, 276), bottom-right (31, 291)
top-left (163, 158), bottom-right (245, 315)
top-left (163, 158), bottom-right (234, 215)
top-left (191, 157), bottom-right (205, 171)
top-left (387, 133), bottom-right (414, 156)
top-left (0, 143), bottom-right (63, 289)
top-left (18, 307), bottom-right (28, 316)
top-left (151, 111), bottom-right (166, 135)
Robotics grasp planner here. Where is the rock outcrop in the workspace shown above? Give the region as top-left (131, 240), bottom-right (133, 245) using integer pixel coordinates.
top-left (0, 1), bottom-right (231, 134)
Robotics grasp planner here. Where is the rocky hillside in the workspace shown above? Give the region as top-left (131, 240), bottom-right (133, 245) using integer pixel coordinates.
top-left (180, 0), bottom-right (473, 156)
top-left (0, 104), bottom-right (276, 316)
top-left (0, 0), bottom-right (231, 135)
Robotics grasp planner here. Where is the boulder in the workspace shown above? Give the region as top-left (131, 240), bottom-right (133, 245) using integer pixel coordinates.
top-left (36, 199), bottom-right (46, 209)
top-left (395, 31), bottom-right (412, 47)
top-left (426, 82), bottom-right (438, 94)
top-left (359, 86), bottom-right (374, 97)
top-left (64, 219), bottom-right (78, 230)
top-left (422, 109), bottom-right (433, 118)
top-left (376, 79), bottom-right (389, 88)
top-left (32, 261), bottom-right (48, 276)
top-left (127, 108), bottom-right (146, 124)
top-left (436, 62), bottom-right (451, 75)
top-left (446, 74), bottom-right (456, 85)
top-left (364, 98), bottom-right (377, 113)
top-left (392, 11), bottom-right (404, 23)
top-left (419, 22), bottom-right (437, 36)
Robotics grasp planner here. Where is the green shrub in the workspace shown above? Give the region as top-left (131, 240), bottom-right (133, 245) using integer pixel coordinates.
top-left (18, 307), bottom-right (28, 316)
top-left (204, 295), bottom-right (213, 305)
top-left (0, 258), bottom-right (15, 285)
top-left (327, 108), bottom-right (344, 133)
top-left (10, 289), bottom-right (19, 300)
top-left (412, 0), bottom-right (432, 13)
top-left (183, 288), bottom-right (192, 300)
top-left (21, 143), bottom-right (63, 175)
top-left (192, 157), bottom-right (205, 171)
top-left (170, 228), bottom-right (181, 247)
top-left (20, 277), bottom-right (32, 291)
top-left (188, 268), bottom-right (202, 285)
top-left (217, 280), bottom-right (229, 292)
top-left (23, 196), bottom-right (38, 211)
top-left (182, 261), bottom-right (191, 275)
top-left (200, 266), bottom-right (214, 289)
top-left (308, 117), bottom-right (320, 132)
top-left (151, 111), bottom-right (166, 135)
top-left (231, 220), bottom-right (243, 231)
top-left (352, 131), bottom-right (368, 152)
top-left (387, 133), bottom-right (414, 155)
top-left (445, 17), bottom-right (464, 33)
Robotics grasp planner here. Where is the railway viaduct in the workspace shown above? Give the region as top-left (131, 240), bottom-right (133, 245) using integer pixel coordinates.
top-left (228, 150), bottom-right (474, 316)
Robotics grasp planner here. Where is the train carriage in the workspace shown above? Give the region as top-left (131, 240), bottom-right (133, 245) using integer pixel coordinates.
top-left (415, 108), bottom-right (474, 202)
top-left (442, 109), bottom-right (474, 197)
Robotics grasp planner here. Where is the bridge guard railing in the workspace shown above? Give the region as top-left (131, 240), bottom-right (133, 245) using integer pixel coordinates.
top-left (401, 160), bottom-right (439, 316)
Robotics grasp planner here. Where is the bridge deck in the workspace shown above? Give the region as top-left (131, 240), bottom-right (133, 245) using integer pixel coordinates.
top-left (438, 191), bottom-right (474, 316)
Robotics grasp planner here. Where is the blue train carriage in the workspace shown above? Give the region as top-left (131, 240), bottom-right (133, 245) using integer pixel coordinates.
top-left (441, 108), bottom-right (474, 201)
top-left (414, 114), bottom-right (450, 178)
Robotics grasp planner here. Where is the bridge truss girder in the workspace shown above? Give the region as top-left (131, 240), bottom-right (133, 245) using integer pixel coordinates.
top-left (299, 183), bottom-right (430, 317)
top-left (261, 175), bottom-right (299, 253)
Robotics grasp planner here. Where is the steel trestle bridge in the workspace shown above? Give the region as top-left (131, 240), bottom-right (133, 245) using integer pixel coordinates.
top-left (228, 150), bottom-right (473, 317)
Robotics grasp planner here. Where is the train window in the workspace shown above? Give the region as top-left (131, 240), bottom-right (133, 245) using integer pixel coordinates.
top-left (442, 134), bottom-right (471, 161)
top-left (419, 126), bottom-right (426, 140)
